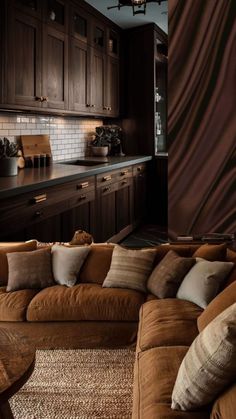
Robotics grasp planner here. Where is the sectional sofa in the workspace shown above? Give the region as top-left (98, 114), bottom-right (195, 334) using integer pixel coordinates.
top-left (0, 241), bottom-right (235, 419)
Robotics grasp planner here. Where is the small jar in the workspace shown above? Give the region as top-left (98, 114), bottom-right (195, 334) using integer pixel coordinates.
top-left (25, 156), bottom-right (33, 168)
top-left (33, 154), bottom-right (41, 168)
top-left (40, 154), bottom-right (46, 168)
top-left (46, 153), bottom-right (52, 166)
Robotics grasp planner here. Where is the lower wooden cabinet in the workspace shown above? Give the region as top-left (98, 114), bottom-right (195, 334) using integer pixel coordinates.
top-left (0, 163), bottom-right (147, 243)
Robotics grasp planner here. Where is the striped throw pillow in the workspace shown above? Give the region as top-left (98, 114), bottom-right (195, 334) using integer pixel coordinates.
top-left (102, 245), bottom-right (156, 293)
top-left (172, 303), bottom-right (236, 411)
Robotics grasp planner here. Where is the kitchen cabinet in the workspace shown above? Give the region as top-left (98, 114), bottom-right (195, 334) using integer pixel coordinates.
top-left (133, 164), bottom-right (147, 225)
top-left (42, 25), bottom-right (68, 110)
top-left (0, 0), bottom-right (120, 117)
top-left (0, 162), bottom-right (147, 243)
top-left (5, 8), bottom-right (42, 108)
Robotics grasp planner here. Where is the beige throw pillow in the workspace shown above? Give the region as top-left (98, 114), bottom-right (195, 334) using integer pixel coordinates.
top-left (147, 250), bottom-right (196, 298)
top-left (7, 247), bottom-right (54, 291)
top-left (51, 244), bottom-right (90, 287)
top-left (176, 258), bottom-right (233, 308)
top-left (102, 245), bottom-right (156, 293)
top-left (172, 303), bottom-right (236, 411)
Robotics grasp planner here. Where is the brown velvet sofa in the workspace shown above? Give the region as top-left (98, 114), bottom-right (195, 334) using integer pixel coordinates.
top-left (0, 242), bottom-right (235, 419)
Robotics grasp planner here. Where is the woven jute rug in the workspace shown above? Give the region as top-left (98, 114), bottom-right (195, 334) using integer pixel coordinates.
top-left (10, 348), bottom-right (135, 419)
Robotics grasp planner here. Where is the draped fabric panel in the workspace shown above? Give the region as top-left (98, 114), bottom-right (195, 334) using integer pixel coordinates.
top-left (168, 0), bottom-right (236, 239)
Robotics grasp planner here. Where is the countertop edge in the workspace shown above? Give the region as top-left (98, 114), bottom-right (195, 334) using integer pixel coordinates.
top-left (0, 156), bottom-right (152, 200)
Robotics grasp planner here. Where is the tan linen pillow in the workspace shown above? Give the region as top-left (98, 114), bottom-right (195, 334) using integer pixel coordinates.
top-left (51, 244), bottom-right (90, 287)
top-left (7, 247), bottom-right (54, 291)
top-left (0, 240), bottom-right (38, 286)
top-left (193, 243), bottom-right (227, 261)
top-left (176, 258), bottom-right (234, 308)
top-left (172, 303), bottom-right (236, 411)
top-left (198, 281), bottom-right (236, 332)
top-left (102, 245), bottom-right (156, 293)
top-left (147, 250), bottom-right (195, 298)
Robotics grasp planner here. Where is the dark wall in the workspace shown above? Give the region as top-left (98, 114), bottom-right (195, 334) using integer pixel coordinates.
top-left (168, 0), bottom-right (236, 239)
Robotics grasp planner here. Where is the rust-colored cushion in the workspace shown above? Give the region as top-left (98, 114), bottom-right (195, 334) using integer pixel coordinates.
top-left (193, 243), bottom-right (227, 261)
top-left (0, 286), bottom-right (39, 321)
top-left (197, 281), bottom-right (236, 332)
top-left (153, 244), bottom-right (196, 265)
top-left (27, 283), bottom-right (145, 322)
top-left (0, 240), bottom-right (38, 286)
top-left (147, 250), bottom-right (196, 298)
top-left (211, 383), bottom-right (236, 419)
top-left (132, 346), bottom-right (209, 419)
top-left (137, 299), bottom-right (202, 353)
top-left (223, 249), bottom-right (236, 288)
top-left (79, 245), bottom-right (114, 284)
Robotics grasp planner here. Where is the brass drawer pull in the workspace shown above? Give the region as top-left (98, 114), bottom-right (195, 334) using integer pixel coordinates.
top-left (103, 186), bottom-right (110, 192)
top-left (77, 182), bottom-right (89, 189)
top-left (102, 175), bottom-right (112, 182)
top-left (79, 195), bottom-right (86, 201)
top-left (121, 170), bottom-right (128, 176)
top-left (32, 194), bottom-right (47, 204)
top-left (35, 210), bottom-right (44, 217)
top-left (122, 180), bottom-right (128, 185)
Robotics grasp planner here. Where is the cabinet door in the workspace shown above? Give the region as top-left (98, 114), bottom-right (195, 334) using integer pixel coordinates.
top-left (6, 9), bottom-right (42, 107)
top-left (44, 0), bottom-right (68, 33)
top-left (61, 200), bottom-right (96, 242)
top-left (42, 25), bottom-right (68, 110)
top-left (90, 48), bottom-right (106, 115)
top-left (15, 0), bottom-right (42, 18)
top-left (25, 214), bottom-right (62, 242)
top-left (69, 38), bottom-right (90, 113)
top-left (134, 169), bottom-right (147, 224)
top-left (116, 180), bottom-right (133, 232)
top-left (106, 56), bottom-right (119, 117)
top-left (97, 186), bottom-right (117, 242)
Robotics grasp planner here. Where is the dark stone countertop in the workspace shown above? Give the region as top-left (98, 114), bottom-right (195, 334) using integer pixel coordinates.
top-left (0, 155), bottom-right (152, 200)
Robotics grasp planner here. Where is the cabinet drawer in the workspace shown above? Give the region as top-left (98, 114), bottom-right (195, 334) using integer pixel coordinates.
top-left (97, 170), bottom-right (117, 187)
top-left (99, 181), bottom-right (118, 196)
top-left (69, 189), bottom-right (95, 208)
top-left (117, 177), bottom-right (132, 190)
top-left (116, 166), bottom-right (132, 180)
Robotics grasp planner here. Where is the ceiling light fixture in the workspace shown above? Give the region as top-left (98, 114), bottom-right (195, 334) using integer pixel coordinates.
top-left (108, 0), bottom-right (167, 16)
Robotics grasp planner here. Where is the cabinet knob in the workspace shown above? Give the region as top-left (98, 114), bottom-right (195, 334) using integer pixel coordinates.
top-left (122, 180), bottom-right (128, 185)
top-left (35, 96), bottom-right (43, 102)
top-left (90, 104), bottom-right (95, 108)
top-left (121, 170), bottom-right (128, 176)
top-left (103, 106), bottom-right (108, 111)
top-left (86, 104), bottom-right (91, 107)
top-left (79, 195), bottom-right (86, 201)
top-left (42, 96), bottom-right (48, 102)
top-left (137, 167), bottom-right (142, 172)
top-left (35, 210), bottom-right (44, 218)
top-left (103, 186), bottom-right (110, 192)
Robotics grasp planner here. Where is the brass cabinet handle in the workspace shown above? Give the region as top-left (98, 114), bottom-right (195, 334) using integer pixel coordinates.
top-left (79, 195), bottom-right (86, 201)
top-left (77, 182), bottom-right (89, 189)
top-left (103, 106), bottom-right (108, 110)
top-left (32, 194), bottom-right (47, 204)
top-left (137, 166), bottom-right (142, 172)
top-left (121, 170), bottom-right (128, 176)
top-left (103, 186), bottom-right (110, 192)
top-left (86, 103), bottom-right (91, 107)
top-left (35, 96), bottom-right (43, 102)
top-left (35, 210), bottom-right (44, 217)
top-left (102, 175), bottom-right (112, 182)
top-left (42, 96), bottom-right (48, 102)
top-left (122, 180), bottom-right (128, 185)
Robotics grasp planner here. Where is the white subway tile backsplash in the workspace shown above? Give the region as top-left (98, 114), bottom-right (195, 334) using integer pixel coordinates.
top-left (0, 113), bottom-right (102, 160)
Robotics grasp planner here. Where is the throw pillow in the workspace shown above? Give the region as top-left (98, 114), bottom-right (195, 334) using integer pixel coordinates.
top-left (79, 244), bottom-right (114, 285)
top-left (176, 258), bottom-right (234, 308)
top-left (7, 247), bottom-right (54, 292)
top-left (171, 303), bottom-right (236, 411)
top-left (102, 245), bottom-right (156, 293)
top-left (0, 240), bottom-right (38, 286)
top-left (197, 280), bottom-right (236, 332)
top-left (192, 243), bottom-right (227, 261)
top-left (51, 244), bottom-right (90, 287)
top-left (147, 250), bottom-right (196, 298)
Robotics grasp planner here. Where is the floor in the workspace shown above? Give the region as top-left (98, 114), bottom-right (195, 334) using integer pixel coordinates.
top-left (120, 224), bottom-right (168, 248)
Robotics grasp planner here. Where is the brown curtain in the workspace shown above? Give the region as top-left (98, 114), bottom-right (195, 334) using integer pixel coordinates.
top-left (168, 0), bottom-right (236, 239)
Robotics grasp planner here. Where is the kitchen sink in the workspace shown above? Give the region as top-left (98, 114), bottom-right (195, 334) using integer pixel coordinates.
top-left (60, 159), bottom-right (108, 167)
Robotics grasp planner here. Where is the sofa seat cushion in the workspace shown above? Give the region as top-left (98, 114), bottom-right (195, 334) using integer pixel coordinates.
top-left (132, 346), bottom-right (209, 419)
top-left (211, 383), bottom-right (236, 419)
top-left (137, 299), bottom-right (202, 352)
top-left (0, 287), bottom-right (39, 321)
top-left (27, 284), bottom-right (145, 322)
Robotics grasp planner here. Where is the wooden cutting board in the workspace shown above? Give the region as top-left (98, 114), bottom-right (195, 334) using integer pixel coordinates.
top-left (21, 135), bottom-right (52, 158)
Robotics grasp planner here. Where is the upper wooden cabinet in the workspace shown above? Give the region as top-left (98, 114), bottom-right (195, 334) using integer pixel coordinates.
top-left (1, 0), bottom-right (121, 117)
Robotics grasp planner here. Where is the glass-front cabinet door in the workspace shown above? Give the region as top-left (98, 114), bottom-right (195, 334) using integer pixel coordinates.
top-left (70, 6), bottom-right (91, 44)
top-left (46, 0), bottom-right (68, 32)
top-left (15, 0), bottom-right (42, 18)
